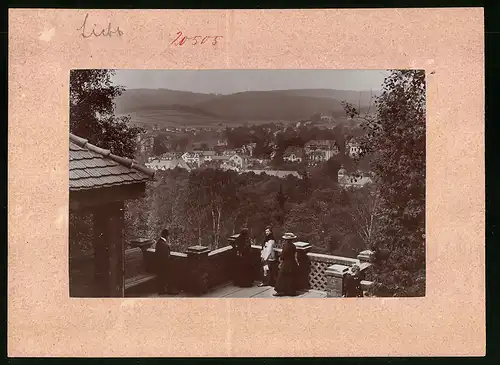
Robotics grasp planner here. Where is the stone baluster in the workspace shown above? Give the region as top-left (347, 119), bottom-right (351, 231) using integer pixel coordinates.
top-left (325, 264), bottom-right (350, 297)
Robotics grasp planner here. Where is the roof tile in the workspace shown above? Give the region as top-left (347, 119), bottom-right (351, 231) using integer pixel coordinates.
top-left (69, 133), bottom-right (154, 191)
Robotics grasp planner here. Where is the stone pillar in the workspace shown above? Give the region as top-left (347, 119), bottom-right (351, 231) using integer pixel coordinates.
top-left (357, 250), bottom-right (375, 264)
top-left (325, 264), bottom-right (349, 298)
top-left (294, 241), bottom-right (312, 290)
top-left (186, 245), bottom-right (211, 295)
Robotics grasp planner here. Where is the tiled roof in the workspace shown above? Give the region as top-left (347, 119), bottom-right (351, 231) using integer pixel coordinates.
top-left (212, 155), bottom-right (231, 161)
top-left (200, 151), bottom-right (216, 156)
top-left (283, 146), bottom-right (304, 157)
top-left (69, 134), bottom-right (155, 191)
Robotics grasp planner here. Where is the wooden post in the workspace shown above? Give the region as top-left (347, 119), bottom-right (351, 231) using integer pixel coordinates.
top-left (108, 201), bottom-right (125, 297)
top-left (92, 209), bottom-right (109, 297)
top-left (92, 201), bottom-right (125, 298)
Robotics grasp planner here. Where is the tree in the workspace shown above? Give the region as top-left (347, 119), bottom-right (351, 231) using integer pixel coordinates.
top-left (153, 134), bottom-right (169, 155)
top-left (70, 69), bottom-right (144, 158)
top-left (344, 186), bottom-right (381, 248)
top-left (178, 136), bottom-right (189, 151)
top-left (186, 169), bottom-right (239, 249)
top-left (342, 70), bottom-right (426, 297)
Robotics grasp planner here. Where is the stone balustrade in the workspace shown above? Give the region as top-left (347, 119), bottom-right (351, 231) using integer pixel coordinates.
top-left (125, 239), bottom-right (374, 297)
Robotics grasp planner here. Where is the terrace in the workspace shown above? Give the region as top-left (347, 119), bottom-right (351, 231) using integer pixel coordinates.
top-left (69, 133), bottom-right (374, 298)
top-left (120, 239), bottom-right (374, 298)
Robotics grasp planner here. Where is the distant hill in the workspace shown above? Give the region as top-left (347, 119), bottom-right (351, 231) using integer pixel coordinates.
top-left (277, 89), bottom-right (378, 105)
top-left (193, 90), bottom-right (378, 121)
top-left (115, 88), bottom-right (216, 114)
top-left (114, 88), bottom-right (380, 126)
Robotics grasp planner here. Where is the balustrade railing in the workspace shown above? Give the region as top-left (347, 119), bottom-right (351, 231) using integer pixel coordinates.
top-left (123, 240), bottom-right (374, 297)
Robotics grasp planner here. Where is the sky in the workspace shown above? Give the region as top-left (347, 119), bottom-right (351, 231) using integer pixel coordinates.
top-left (112, 69), bottom-right (388, 94)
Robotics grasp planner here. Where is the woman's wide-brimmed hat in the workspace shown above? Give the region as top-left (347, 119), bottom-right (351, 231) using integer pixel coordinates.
top-left (282, 232), bottom-right (297, 240)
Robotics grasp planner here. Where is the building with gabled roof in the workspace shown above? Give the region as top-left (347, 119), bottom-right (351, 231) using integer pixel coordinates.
top-left (69, 133), bottom-right (155, 297)
top-left (346, 138), bottom-right (362, 158)
top-left (283, 146), bottom-right (305, 163)
top-left (337, 166), bottom-right (372, 188)
top-left (145, 158), bottom-right (192, 172)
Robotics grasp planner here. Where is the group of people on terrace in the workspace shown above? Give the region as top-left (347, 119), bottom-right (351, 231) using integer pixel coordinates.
top-left (153, 226), bottom-right (364, 297)
top-left (229, 226), bottom-right (300, 296)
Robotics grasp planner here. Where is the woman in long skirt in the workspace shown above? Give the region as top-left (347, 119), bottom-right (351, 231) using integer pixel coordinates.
top-left (233, 228), bottom-right (254, 287)
top-left (273, 232), bottom-right (299, 296)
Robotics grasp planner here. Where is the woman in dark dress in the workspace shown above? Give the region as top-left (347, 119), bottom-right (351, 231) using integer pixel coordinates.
top-left (233, 228), bottom-right (254, 287)
top-left (273, 232), bottom-right (299, 296)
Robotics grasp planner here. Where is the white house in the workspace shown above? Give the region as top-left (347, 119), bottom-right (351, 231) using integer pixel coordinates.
top-left (157, 152), bottom-right (179, 161)
top-left (346, 138), bottom-right (362, 158)
top-left (283, 147), bottom-right (304, 163)
top-left (220, 162), bottom-right (240, 172)
top-left (181, 151), bottom-right (201, 165)
top-left (146, 158), bottom-right (192, 172)
top-left (306, 150), bottom-right (327, 165)
top-left (216, 139), bottom-right (228, 147)
top-left (305, 140), bottom-right (339, 154)
top-left (320, 114), bottom-right (335, 122)
top-left (242, 143), bottom-right (257, 156)
top-left (229, 154), bottom-right (248, 169)
top-left (337, 166), bottom-right (372, 188)
top-left (222, 149), bottom-right (239, 156)
top-left (198, 150), bottom-right (216, 165)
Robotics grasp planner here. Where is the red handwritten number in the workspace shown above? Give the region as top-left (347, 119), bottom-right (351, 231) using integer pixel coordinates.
top-left (172, 32), bottom-right (222, 46)
top-left (212, 36), bottom-right (222, 45)
top-left (171, 31), bottom-right (182, 45)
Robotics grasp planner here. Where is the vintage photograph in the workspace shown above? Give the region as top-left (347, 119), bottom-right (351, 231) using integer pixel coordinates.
top-left (69, 69), bottom-right (426, 298)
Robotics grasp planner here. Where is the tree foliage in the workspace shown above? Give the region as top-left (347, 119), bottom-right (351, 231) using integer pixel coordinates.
top-left (342, 70), bottom-right (426, 297)
top-left (119, 166), bottom-right (374, 258)
top-left (70, 69), bottom-right (143, 158)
